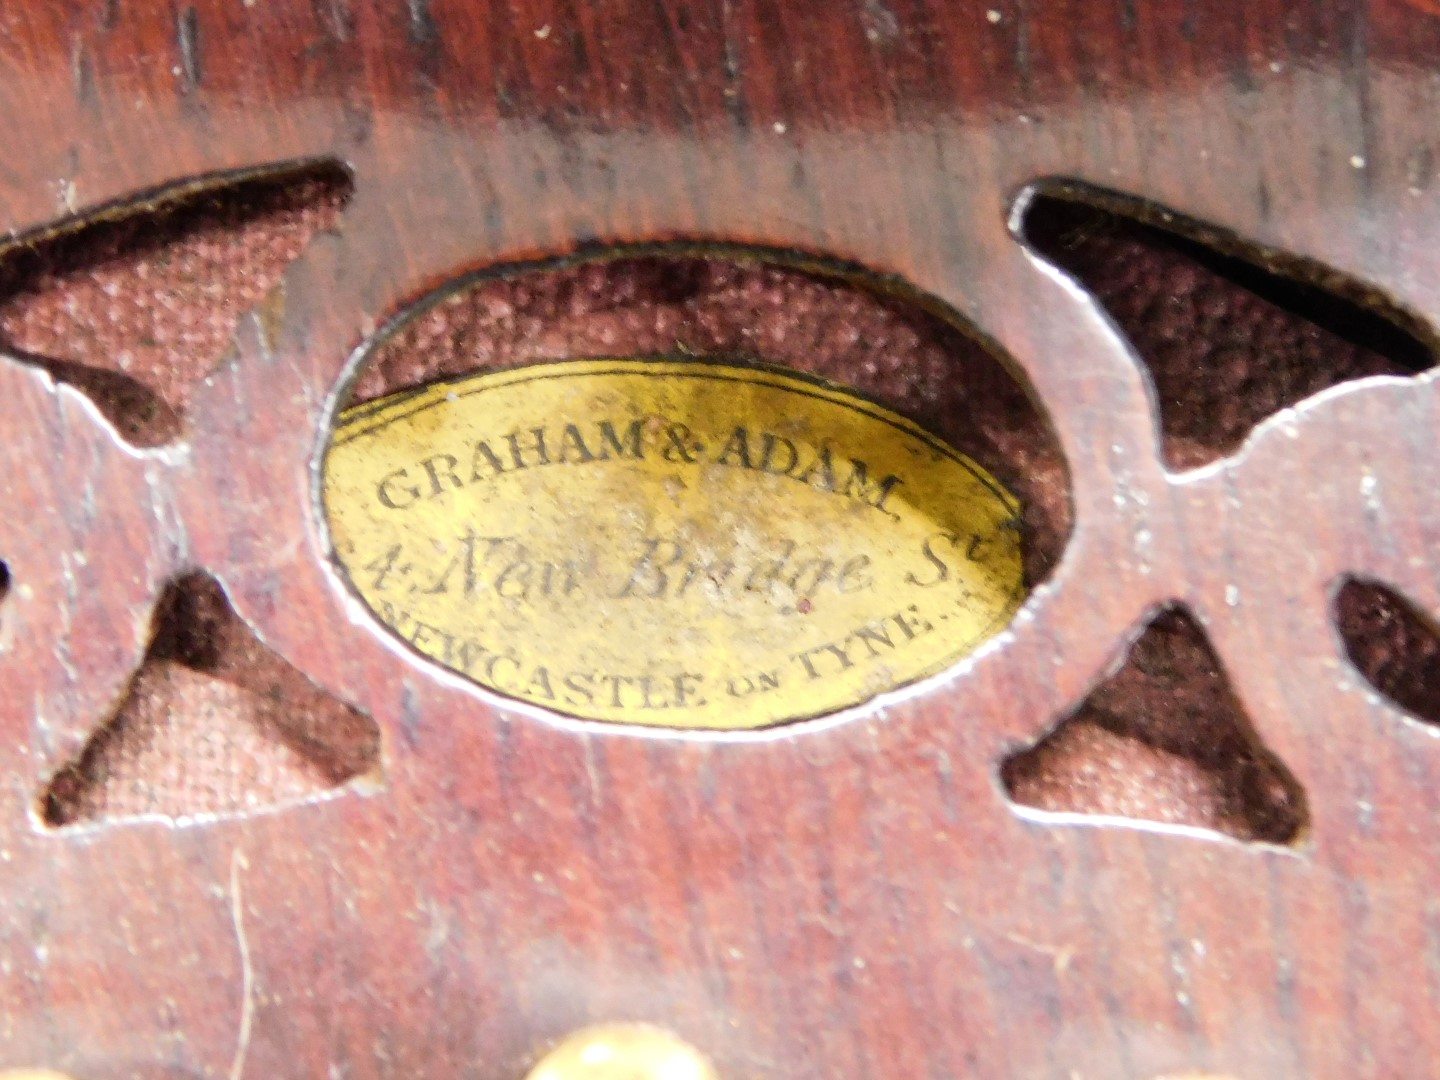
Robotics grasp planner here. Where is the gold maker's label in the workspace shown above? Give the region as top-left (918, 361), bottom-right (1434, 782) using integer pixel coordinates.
top-left (324, 360), bottom-right (1025, 729)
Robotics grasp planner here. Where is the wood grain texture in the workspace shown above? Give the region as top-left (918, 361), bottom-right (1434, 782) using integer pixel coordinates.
top-left (1, 2), bottom-right (1439, 1077)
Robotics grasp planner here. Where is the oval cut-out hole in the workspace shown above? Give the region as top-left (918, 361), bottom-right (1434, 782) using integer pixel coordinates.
top-left (1021, 186), bottom-right (1435, 470)
top-left (324, 252), bottom-right (1070, 730)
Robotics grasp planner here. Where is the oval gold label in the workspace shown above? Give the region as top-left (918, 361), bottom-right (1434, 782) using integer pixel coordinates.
top-left (323, 360), bottom-right (1024, 730)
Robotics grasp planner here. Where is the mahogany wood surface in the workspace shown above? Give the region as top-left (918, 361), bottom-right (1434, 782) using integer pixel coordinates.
top-left (2, 2), bottom-right (1440, 1077)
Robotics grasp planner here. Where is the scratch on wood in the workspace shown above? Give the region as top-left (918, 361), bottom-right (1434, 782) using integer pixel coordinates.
top-left (717, 0), bottom-right (749, 126)
top-left (177, 6), bottom-right (200, 92)
top-left (582, 737), bottom-right (602, 805)
top-left (229, 849), bottom-right (254, 1080)
top-left (324, 0), bottom-right (355, 43)
top-left (1004, 930), bottom-right (1076, 975)
top-left (56, 178), bottom-right (78, 215)
top-left (71, 36), bottom-right (94, 105)
top-left (407, 0), bottom-right (437, 44)
top-left (860, 0), bottom-right (901, 45)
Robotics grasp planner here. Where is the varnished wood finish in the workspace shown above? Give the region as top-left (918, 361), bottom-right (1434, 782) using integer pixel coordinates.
top-left (2, 3), bottom-right (1440, 1077)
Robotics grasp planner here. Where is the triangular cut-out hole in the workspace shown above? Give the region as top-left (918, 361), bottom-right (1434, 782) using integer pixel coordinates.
top-left (1022, 189), bottom-right (1434, 470)
top-left (0, 160), bottom-right (352, 447)
top-left (1336, 578), bottom-right (1440, 724)
top-left (42, 572), bottom-right (379, 827)
top-left (1002, 607), bottom-right (1306, 843)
